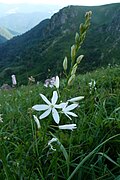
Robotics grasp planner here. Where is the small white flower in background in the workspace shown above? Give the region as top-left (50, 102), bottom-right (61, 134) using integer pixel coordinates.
top-left (89, 79), bottom-right (96, 88)
top-left (68, 96), bottom-right (84, 103)
top-left (37, 81), bottom-right (40, 85)
top-left (28, 76), bottom-right (35, 83)
top-left (61, 102), bottom-right (78, 120)
top-left (59, 124), bottom-right (77, 131)
top-left (89, 79), bottom-right (96, 94)
top-left (11, 74), bottom-right (17, 87)
top-left (48, 137), bottom-right (58, 151)
top-left (33, 115), bottom-right (40, 129)
top-left (54, 76), bottom-right (59, 89)
top-left (32, 91), bottom-right (62, 124)
top-left (3, 136), bottom-right (10, 140)
top-left (0, 114), bottom-right (3, 123)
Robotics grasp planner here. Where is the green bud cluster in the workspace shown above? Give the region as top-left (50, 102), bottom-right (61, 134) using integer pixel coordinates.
top-left (62, 11), bottom-right (92, 87)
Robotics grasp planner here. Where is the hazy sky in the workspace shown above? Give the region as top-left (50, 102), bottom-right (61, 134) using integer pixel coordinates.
top-left (0, 0), bottom-right (119, 6)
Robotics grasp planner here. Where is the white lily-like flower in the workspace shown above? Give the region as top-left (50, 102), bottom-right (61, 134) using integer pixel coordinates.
top-left (32, 91), bottom-right (61, 124)
top-left (68, 96), bottom-right (84, 103)
top-left (89, 79), bottom-right (97, 94)
top-left (89, 79), bottom-right (96, 88)
top-left (61, 102), bottom-right (78, 120)
top-left (0, 114), bottom-right (3, 123)
top-left (33, 115), bottom-right (40, 129)
top-left (54, 76), bottom-right (59, 89)
top-left (59, 124), bottom-right (77, 131)
top-left (48, 137), bottom-right (58, 151)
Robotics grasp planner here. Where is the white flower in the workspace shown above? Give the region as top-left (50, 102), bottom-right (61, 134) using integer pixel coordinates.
top-left (54, 76), bottom-right (59, 89)
top-left (33, 115), bottom-right (40, 129)
top-left (32, 91), bottom-right (61, 124)
top-left (68, 96), bottom-right (84, 103)
top-left (0, 114), bottom-right (3, 123)
top-left (28, 76), bottom-right (35, 83)
top-left (89, 79), bottom-right (96, 87)
top-left (59, 124), bottom-right (77, 131)
top-left (61, 103), bottom-right (78, 120)
top-left (48, 137), bottom-right (58, 151)
top-left (89, 79), bottom-right (97, 94)
top-left (11, 74), bottom-right (17, 85)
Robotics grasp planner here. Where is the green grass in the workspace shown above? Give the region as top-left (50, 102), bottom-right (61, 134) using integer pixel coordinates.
top-left (0, 65), bottom-right (120, 179)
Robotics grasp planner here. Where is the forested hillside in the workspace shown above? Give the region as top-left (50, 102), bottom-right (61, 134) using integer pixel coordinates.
top-left (0, 3), bottom-right (120, 85)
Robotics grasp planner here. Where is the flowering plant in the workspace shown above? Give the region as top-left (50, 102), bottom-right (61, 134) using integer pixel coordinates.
top-left (31, 11), bottom-right (92, 178)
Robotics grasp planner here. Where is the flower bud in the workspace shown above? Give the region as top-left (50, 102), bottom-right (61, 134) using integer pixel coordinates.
top-left (75, 32), bottom-right (79, 44)
top-left (33, 115), bottom-right (41, 129)
top-left (71, 64), bottom-right (77, 75)
top-left (68, 74), bottom-right (75, 86)
top-left (63, 56), bottom-right (67, 71)
top-left (76, 55), bottom-right (84, 64)
top-left (85, 11), bottom-right (92, 19)
top-left (59, 124), bottom-right (77, 131)
top-left (80, 23), bottom-right (85, 34)
top-left (54, 76), bottom-right (59, 89)
top-left (71, 45), bottom-right (76, 60)
top-left (68, 96), bottom-right (84, 103)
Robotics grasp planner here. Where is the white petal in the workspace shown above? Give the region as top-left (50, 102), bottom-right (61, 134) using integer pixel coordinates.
top-left (52, 108), bottom-right (60, 124)
top-left (59, 124), bottom-right (77, 130)
top-left (54, 76), bottom-right (59, 88)
top-left (49, 145), bottom-right (56, 151)
top-left (39, 108), bottom-right (51, 119)
top-left (68, 96), bottom-right (84, 102)
top-left (48, 138), bottom-right (58, 151)
top-left (32, 104), bottom-right (49, 111)
top-left (48, 138), bottom-right (58, 145)
top-left (40, 93), bottom-right (51, 105)
top-left (66, 111), bottom-right (78, 117)
top-left (49, 84), bottom-right (54, 88)
top-left (64, 113), bottom-right (72, 120)
top-left (64, 104), bottom-right (78, 112)
top-left (55, 102), bottom-right (68, 109)
top-left (44, 84), bottom-right (48, 87)
top-left (51, 91), bottom-right (58, 105)
top-left (33, 115), bottom-right (40, 129)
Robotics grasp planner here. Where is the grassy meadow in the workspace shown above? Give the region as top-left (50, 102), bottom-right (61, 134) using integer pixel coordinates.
top-left (0, 65), bottom-right (120, 180)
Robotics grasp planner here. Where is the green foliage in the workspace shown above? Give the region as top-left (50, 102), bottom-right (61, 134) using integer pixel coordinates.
top-left (0, 4), bottom-right (120, 85)
top-left (0, 66), bottom-right (120, 179)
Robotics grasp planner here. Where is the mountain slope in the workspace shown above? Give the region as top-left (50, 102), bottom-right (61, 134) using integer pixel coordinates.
top-left (0, 12), bottom-right (50, 34)
top-left (0, 3), bottom-right (61, 34)
top-left (0, 3), bottom-right (120, 85)
top-left (0, 34), bottom-right (7, 44)
top-left (0, 26), bottom-right (17, 44)
top-left (0, 27), bottom-right (14, 39)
